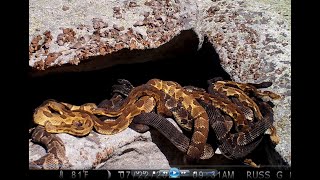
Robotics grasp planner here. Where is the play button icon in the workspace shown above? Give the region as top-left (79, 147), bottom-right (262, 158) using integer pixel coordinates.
top-left (169, 168), bottom-right (180, 178)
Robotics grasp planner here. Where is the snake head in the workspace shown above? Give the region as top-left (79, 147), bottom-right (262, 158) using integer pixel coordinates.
top-left (112, 79), bottom-right (135, 97)
top-left (116, 79), bottom-right (134, 88)
top-left (207, 77), bottom-right (224, 85)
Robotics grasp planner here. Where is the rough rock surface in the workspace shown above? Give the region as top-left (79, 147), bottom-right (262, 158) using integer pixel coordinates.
top-left (29, 0), bottom-right (291, 165)
top-left (29, 126), bottom-right (171, 169)
top-left (197, 0), bottom-right (291, 165)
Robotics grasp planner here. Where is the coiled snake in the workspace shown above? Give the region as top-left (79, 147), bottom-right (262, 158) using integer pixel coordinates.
top-left (114, 79), bottom-right (280, 165)
top-left (30, 78), bottom-right (280, 169)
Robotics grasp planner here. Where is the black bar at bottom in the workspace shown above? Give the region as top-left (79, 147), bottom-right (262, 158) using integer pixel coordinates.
top-left (27, 170), bottom-right (110, 179)
top-left (27, 168), bottom-right (291, 179)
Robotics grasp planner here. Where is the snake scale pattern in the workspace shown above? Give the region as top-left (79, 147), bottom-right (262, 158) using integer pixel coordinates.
top-left (30, 78), bottom-right (280, 169)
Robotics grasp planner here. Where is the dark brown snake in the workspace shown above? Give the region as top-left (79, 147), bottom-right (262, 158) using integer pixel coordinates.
top-left (94, 79), bottom-right (211, 160)
top-left (30, 79), bottom-right (213, 168)
top-left (30, 78), bottom-right (280, 168)
top-left (29, 126), bottom-right (69, 169)
top-left (101, 85), bottom-right (214, 160)
top-left (111, 79), bottom-right (279, 160)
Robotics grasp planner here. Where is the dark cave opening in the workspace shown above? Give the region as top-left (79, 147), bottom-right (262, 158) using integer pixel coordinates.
top-left (28, 30), bottom-right (288, 168)
top-left (28, 30), bottom-right (230, 122)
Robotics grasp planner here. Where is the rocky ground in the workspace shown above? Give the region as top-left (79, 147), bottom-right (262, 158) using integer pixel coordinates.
top-left (29, 126), bottom-right (171, 169)
top-left (29, 0), bottom-right (291, 168)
